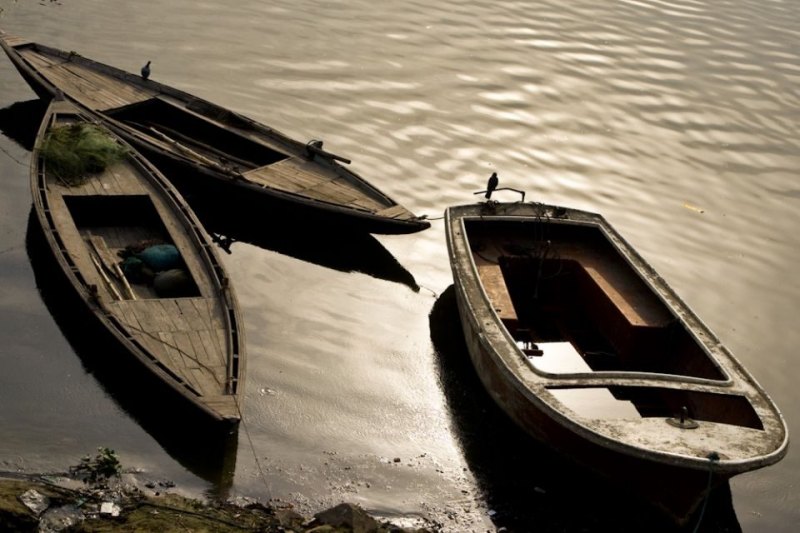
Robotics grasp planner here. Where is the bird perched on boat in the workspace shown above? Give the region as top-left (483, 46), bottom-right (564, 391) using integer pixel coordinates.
top-left (141, 60), bottom-right (151, 80)
top-left (485, 172), bottom-right (499, 199)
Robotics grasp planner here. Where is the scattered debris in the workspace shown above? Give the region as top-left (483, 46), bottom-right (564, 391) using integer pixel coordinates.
top-left (38, 504), bottom-right (85, 533)
top-left (683, 202), bottom-right (705, 213)
top-left (18, 488), bottom-right (49, 516)
top-left (1, 449), bottom-right (437, 532)
top-left (100, 501), bottom-right (121, 517)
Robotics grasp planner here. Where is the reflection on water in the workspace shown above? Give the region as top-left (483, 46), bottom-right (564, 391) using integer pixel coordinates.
top-left (25, 209), bottom-right (238, 498)
top-left (187, 188), bottom-right (421, 292)
top-left (0, 99), bottom-right (47, 151)
top-left (429, 285), bottom-right (741, 533)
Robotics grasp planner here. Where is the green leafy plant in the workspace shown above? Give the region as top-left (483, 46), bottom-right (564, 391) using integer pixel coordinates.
top-left (40, 122), bottom-right (129, 185)
top-left (70, 447), bottom-right (122, 485)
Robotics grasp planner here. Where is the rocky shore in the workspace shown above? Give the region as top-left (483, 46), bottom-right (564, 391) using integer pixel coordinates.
top-left (0, 455), bottom-right (434, 533)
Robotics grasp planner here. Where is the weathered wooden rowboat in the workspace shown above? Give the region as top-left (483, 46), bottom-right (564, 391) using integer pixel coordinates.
top-left (31, 98), bottom-right (245, 427)
top-left (1, 31), bottom-right (430, 235)
top-left (445, 201), bottom-right (788, 524)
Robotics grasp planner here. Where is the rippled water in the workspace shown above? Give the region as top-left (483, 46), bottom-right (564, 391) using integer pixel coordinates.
top-left (1, 1), bottom-right (798, 531)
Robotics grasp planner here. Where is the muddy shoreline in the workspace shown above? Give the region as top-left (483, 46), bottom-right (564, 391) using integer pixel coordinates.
top-left (0, 470), bottom-right (433, 532)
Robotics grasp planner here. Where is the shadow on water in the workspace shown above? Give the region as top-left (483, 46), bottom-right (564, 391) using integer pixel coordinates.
top-left (197, 197), bottom-right (420, 292)
top-left (0, 99), bottom-right (48, 151)
top-left (429, 285), bottom-right (742, 533)
top-left (25, 208), bottom-right (238, 499)
top-left (136, 152), bottom-right (421, 292)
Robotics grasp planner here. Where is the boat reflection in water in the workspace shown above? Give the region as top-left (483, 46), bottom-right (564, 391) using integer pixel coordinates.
top-left (429, 285), bottom-right (742, 533)
top-left (0, 98), bottom-right (47, 151)
top-left (25, 210), bottom-right (238, 498)
top-left (176, 174), bottom-right (421, 292)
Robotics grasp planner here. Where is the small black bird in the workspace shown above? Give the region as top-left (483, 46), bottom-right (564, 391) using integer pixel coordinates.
top-left (141, 60), bottom-right (151, 80)
top-left (485, 172), bottom-right (499, 199)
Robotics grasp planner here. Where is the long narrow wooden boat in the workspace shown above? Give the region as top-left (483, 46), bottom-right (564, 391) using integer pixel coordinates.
top-left (1, 31), bottom-right (430, 235)
top-left (445, 201), bottom-right (788, 524)
top-left (31, 98), bottom-right (245, 428)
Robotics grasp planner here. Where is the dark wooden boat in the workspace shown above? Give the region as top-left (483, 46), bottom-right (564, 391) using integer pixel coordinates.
top-left (1, 31), bottom-right (430, 235)
top-left (445, 201), bottom-right (788, 524)
top-left (31, 98), bottom-right (245, 427)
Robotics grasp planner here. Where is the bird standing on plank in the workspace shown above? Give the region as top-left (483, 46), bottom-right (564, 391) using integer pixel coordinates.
top-left (141, 60), bottom-right (151, 80)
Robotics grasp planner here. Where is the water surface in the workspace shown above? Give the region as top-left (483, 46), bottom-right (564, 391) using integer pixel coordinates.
top-left (1, 1), bottom-right (798, 531)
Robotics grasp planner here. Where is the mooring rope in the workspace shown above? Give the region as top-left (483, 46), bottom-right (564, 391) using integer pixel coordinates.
top-left (112, 313), bottom-right (273, 498)
top-left (692, 451), bottom-right (720, 533)
top-left (0, 144), bottom-right (27, 166)
top-left (231, 394), bottom-right (273, 499)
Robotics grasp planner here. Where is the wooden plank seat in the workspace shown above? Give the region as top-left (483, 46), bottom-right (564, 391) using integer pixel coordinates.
top-left (573, 258), bottom-right (672, 358)
top-left (475, 256), bottom-right (518, 329)
top-left (579, 263), bottom-right (671, 329)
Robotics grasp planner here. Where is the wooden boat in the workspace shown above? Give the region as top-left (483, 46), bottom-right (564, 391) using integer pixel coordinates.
top-left (31, 98), bottom-right (245, 427)
top-left (1, 31), bottom-right (430, 235)
top-left (445, 201), bottom-right (788, 524)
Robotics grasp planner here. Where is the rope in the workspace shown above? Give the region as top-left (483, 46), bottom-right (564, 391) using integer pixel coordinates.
top-left (112, 312), bottom-right (273, 499)
top-left (692, 451), bottom-right (720, 533)
top-left (0, 244), bottom-right (24, 256)
top-left (0, 144), bottom-right (27, 166)
top-left (231, 394), bottom-right (273, 500)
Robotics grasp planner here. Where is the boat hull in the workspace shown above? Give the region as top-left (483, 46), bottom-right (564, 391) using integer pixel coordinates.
top-left (30, 99), bottom-right (246, 428)
top-left (445, 201), bottom-right (788, 524)
top-left (452, 281), bottom-right (723, 523)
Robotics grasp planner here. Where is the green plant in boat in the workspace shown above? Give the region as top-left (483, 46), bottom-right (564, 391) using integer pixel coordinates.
top-left (40, 122), bottom-right (129, 185)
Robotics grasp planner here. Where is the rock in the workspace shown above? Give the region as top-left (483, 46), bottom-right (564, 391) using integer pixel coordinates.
top-left (275, 507), bottom-right (306, 529)
top-left (2, 476), bottom-right (432, 533)
top-left (39, 504), bottom-right (85, 533)
top-left (313, 502), bottom-right (379, 533)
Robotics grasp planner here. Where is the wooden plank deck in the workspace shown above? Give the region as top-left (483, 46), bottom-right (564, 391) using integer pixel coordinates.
top-left (243, 158), bottom-right (387, 212)
top-left (20, 48), bottom-right (155, 111)
top-left (375, 204), bottom-right (414, 221)
top-left (112, 298), bottom-right (230, 397)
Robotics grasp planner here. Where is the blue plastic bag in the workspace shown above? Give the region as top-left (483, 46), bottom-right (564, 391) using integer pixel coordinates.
top-left (137, 244), bottom-right (181, 271)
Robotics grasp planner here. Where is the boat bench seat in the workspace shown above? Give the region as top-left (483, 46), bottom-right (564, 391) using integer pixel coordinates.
top-left (575, 261), bottom-right (672, 357)
top-left (579, 264), bottom-right (671, 329)
top-left (476, 260), bottom-right (518, 329)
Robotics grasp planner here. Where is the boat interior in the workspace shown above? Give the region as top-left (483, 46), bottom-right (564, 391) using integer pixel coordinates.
top-left (467, 219), bottom-right (727, 381)
top-left (64, 194), bottom-right (200, 300)
top-left (464, 219), bottom-right (773, 426)
top-left (106, 98), bottom-right (288, 171)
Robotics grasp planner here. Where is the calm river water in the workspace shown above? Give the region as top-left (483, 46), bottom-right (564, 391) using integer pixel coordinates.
top-left (1, 1), bottom-right (798, 531)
